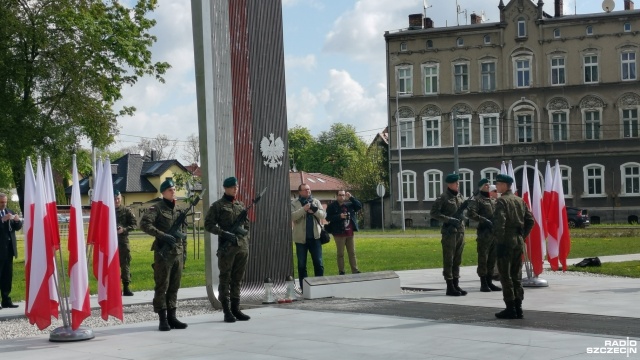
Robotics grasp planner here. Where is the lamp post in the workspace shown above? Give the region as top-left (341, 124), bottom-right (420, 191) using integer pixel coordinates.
top-left (395, 90), bottom-right (409, 232)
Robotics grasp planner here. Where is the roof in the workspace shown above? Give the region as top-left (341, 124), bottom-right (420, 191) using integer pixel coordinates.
top-left (370, 127), bottom-right (389, 147)
top-left (184, 163), bottom-right (202, 177)
top-left (289, 171), bottom-right (348, 192)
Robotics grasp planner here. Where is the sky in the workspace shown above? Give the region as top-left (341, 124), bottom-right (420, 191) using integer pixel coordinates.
top-left (111, 0), bottom-right (604, 164)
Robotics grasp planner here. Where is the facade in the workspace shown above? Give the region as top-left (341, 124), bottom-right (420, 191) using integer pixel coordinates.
top-left (385, 0), bottom-right (640, 227)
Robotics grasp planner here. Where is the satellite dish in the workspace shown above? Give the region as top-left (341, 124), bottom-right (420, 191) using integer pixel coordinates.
top-left (602, 0), bottom-right (615, 13)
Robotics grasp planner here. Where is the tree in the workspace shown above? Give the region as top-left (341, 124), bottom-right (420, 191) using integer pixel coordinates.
top-left (314, 123), bottom-right (367, 178)
top-left (137, 135), bottom-right (178, 160)
top-left (287, 126), bottom-right (316, 171)
top-left (0, 0), bottom-right (170, 211)
top-left (182, 133), bottom-right (200, 165)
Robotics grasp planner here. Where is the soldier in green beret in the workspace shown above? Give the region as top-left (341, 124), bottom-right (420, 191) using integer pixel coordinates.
top-left (430, 173), bottom-right (467, 296)
top-left (114, 189), bottom-right (137, 296)
top-left (204, 176), bottom-right (252, 323)
top-left (493, 174), bottom-right (534, 319)
top-left (140, 178), bottom-right (188, 331)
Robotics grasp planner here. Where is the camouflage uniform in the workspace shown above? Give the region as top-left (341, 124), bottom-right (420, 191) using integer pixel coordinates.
top-left (140, 198), bottom-right (186, 313)
top-left (468, 193), bottom-right (496, 277)
top-left (115, 204), bottom-right (137, 283)
top-left (430, 189), bottom-right (465, 281)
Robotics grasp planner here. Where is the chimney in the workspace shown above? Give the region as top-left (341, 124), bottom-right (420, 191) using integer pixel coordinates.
top-left (555, 0), bottom-right (563, 17)
top-left (470, 12), bottom-right (482, 24)
top-left (408, 14), bottom-right (423, 29)
top-left (625, 0), bottom-right (635, 10)
top-left (424, 17), bottom-right (434, 29)
top-left (151, 149), bottom-right (158, 161)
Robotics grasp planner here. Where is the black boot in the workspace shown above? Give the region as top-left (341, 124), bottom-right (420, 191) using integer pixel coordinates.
top-left (485, 275), bottom-right (502, 291)
top-left (514, 299), bottom-right (524, 319)
top-left (122, 282), bottom-right (134, 296)
top-left (220, 298), bottom-right (236, 323)
top-left (445, 279), bottom-right (461, 296)
top-left (479, 276), bottom-right (491, 292)
top-left (167, 308), bottom-right (188, 329)
top-left (158, 309), bottom-right (171, 331)
top-left (230, 299), bottom-right (251, 321)
top-left (452, 278), bottom-right (467, 296)
top-left (495, 301), bottom-right (517, 319)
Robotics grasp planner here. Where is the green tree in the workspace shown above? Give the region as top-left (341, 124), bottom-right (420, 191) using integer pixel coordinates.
top-left (342, 145), bottom-right (387, 202)
top-left (287, 125), bottom-right (316, 171)
top-left (0, 0), bottom-right (170, 211)
top-left (314, 123), bottom-right (366, 178)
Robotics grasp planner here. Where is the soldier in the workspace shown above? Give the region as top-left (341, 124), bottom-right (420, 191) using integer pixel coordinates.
top-left (430, 173), bottom-right (467, 296)
top-left (492, 174), bottom-right (534, 319)
top-left (114, 190), bottom-right (137, 296)
top-left (467, 179), bottom-right (501, 293)
top-left (140, 179), bottom-right (188, 331)
top-left (204, 176), bottom-right (251, 323)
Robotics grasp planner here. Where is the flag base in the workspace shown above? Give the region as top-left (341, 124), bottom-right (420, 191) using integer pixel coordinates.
top-left (522, 277), bottom-right (549, 287)
top-left (49, 326), bottom-right (95, 342)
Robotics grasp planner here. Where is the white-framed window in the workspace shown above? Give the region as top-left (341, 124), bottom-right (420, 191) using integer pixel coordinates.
top-left (422, 116), bottom-right (441, 148)
top-left (514, 57), bottom-right (531, 88)
top-left (483, 35), bottom-right (491, 44)
top-left (625, 23), bottom-right (631, 32)
top-left (551, 57), bottom-right (566, 85)
top-left (553, 28), bottom-right (561, 38)
top-left (586, 26), bottom-right (593, 36)
top-left (455, 115), bottom-right (471, 146)
top-left (458, 169), bottom-right (474, 197)
top-left (396, 65), bottom-right (413, 94)
top-left (583, 164), bottom-right (605, 197)
top-left (621, 162), bottom-right (640, 196)
top-left (424, 170), bottom-right (443, 201)
top-left (398, 170), bottom-right (417, 200)
top-left (481, 168), bottom-right (500, 185)
top-left (621, 51), bottom-right (637, 81)
top-left (622, 108), bottom-right (639, 138)
top-left (426, 40), bottom-right (433, 49)
top-left (422, 63), bottom-right (439, 95)
top-left (516, 114), bottom-right (533, 143)
top-left (517, 18), bottom-right (527, 38)
top-left (399, 118), bottom-right (415, 148)
top-left (551, 112), bottom-right (568, 141)
top-left (456, 37), bottom-right (464, 47)
top-left (584, 110), bottom-right (601, 140)
top-left (584, 54), bottom-right (599, 83)
top-left (400, 42), bottom-right (408, 52)
top-left (481, 61), bottom-right (496, 92)
top-left (453, 63), bottom-right (469, 93)
top-left (558, 165), bottom-right (572, 197)
top-left (480, 114), bottom-right (500, 145)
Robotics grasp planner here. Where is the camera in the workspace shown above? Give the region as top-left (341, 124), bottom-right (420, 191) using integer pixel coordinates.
top-left (303, 198), bottom-right (318, 212)
top-left (343, 212), bottom-right (350, 228)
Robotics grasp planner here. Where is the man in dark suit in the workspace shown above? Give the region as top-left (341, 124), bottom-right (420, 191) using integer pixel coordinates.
top-left (0, 193), bottom-right (23, 309)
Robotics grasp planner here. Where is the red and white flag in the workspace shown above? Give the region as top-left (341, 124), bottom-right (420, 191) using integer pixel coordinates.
top-left (508, 160), bottom-right (518, 195)
top-left (546, 160), bottom-right (571, 271)
top-left (23, 158), bottom-right (36, 318)
top-left (44, 158), bottom-right (61, 250)
top-left (543, 161), bottom-right (553, 239)
top-left (87, 158), bottom-right (103, 246)
top-left (529, 160), bottom-right (546, 276)
top-left (68, 155), bottom-right (91, 330)
top-left (521, 162), bottom-right (532, 215)
top-left (92, 158), bottom-right (123, 321)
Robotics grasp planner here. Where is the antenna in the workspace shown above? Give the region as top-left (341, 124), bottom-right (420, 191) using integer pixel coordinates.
top-left (602, 0), bottom-right (615, 13)
top-left (481, 10), bottom-right (490, 22)
top-left (423, 0), bottom-right (432, 18)
top-left (456, 0), bottom-right (468, 26)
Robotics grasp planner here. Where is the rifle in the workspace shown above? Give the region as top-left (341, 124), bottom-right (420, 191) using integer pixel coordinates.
top-left (217, 187), bottom-right (267, 256)
top-left (159, 189), bottom-right (206, 259)
top-left (444, 191), bottom-right (478, 231)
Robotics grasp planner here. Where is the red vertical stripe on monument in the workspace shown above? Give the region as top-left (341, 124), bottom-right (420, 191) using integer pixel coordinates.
top-left (229, 0), bottom-right (255, 209)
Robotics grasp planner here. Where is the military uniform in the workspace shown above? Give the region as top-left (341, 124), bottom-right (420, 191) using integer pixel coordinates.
top-left (468, 189), bottom-right (501, 292)
top-left (115, 203), bottom-right (136, 286)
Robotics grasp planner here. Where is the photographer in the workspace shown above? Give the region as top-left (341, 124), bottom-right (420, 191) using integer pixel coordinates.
top-left (326, 190), bottom-right (362, 275)
top-left (291, 183), bottom-right (325, 290)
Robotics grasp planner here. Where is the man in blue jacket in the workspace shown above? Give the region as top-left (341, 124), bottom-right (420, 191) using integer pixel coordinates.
top-left (326, 190), bottom-right (362, 275)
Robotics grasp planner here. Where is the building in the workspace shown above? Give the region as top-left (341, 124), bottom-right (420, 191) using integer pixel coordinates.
top-left (384, 0), bottom-right (640, 227)
top-left (289, 171), bottom-right (348, 209)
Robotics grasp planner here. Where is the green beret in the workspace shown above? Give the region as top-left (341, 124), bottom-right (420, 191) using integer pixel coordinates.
top-left (113, 189), bottom-right (121, 196)
top-left (477, 178), bottom-right (489, 188)
top-left (445, 173), bottom-right (459, 183)
top-left (495, 174), bottom-right (514, 185)
top-left (223, 176), bottom-right (238, 188)
top-left (160, 179), bottom-right (175, 193)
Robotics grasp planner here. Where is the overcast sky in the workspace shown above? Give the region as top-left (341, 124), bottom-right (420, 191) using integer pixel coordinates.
top-left (111, 0), bottom-right (603, 163)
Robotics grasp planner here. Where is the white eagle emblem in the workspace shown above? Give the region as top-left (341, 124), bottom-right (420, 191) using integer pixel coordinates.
top-left (260, 133), bottom-right (285, 169)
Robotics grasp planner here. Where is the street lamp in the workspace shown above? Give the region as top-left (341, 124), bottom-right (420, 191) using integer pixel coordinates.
top-left (395, 90), bottom-right (411, 232)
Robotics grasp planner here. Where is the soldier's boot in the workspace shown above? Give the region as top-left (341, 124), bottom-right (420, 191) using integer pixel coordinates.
top-left (485, 275), bottom-right (502, 291)
top-left (479, 276), bottom-right (491, 292)
top-left (167, 308), bottom-right (188, 329)
top-left (158, 309), bottom-right (171, 331)
top-left (122, 282), bottom-right (134, 296)
top-left (220, 298), bottom-right (236, 323)
top-left (445, 279), bottom-right (461, 296)
top-left (514, 299), bottom-right (524, 319)
top-left (230, 299), bottom-right (251, 321)
top-left (495, 301), bottom-right (518, 319)
top-left (453, 278), bottom-right (467, 296)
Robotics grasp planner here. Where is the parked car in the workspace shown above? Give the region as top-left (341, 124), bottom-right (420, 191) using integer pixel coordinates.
top-left (566, 207), bottom-right (590, 228)
top-left (57, 214), bottom-right (69, 223)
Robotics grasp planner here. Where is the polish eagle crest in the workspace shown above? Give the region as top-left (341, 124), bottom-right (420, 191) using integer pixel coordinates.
top-left (260, 133), bottom-right (284, 169)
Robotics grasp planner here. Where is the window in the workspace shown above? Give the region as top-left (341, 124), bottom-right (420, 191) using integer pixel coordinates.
top-left (623, 109), bottom-right (639, 138)
top-left (455, 116), bottom-right (471, 146)
top-left (396, 66), bottom-right (413, 94)
top-left (621, 163), bottom-right (640, 195)
top-left (622, 51), bottom-right (637, 81)
top-left (517, 18), bottom-right (527, 38)
top-left (422, 117), bottom-right (440, 147)
top-left (551, 57), bottom-right (565, 85)
top-left (584, 164), bottom-right (605, 196)
top-left (457, 38), bottom-right (464, 47)
top-left (458, 169), bottom-right (473, 197)
top-left (553, 28), bottom-right (561, 38)
top-left (481, 62), bottom-right (496, 91)
top-left (422, 63), bottom-right (438, 94)
top-left (426, 40), bottom-right (433, 49)
top-left (483, 35), bottom-right (491, 44)
top-left (454, 63), bottom-right (469, 93)
top-left (584, 111), bottom-right (601, 140)
top-left (399, 171), bottom-right (417, 200)
top-left (516, 58), bottom-right (531, 87)
top-left (584, 55), bottom-right (599, 83)
top-left (586, 26), bottom-right (593, 35)
top-left (560, 166), bottom-right (572, 197)
top-left (424, 170), bottom-right (443, 200)
top-left (481, 168), bottom-right (499, 185)
top-left (400, 42), bottom-right (407, 52)
top-left (399, 118), bottom-right (415, 148)
top-left (480, 115), bottom-right (499, 145)
top-left (552, 112), bottom-right (568, 141)
top-left (517, 114), bottom-right (533, 143)
top-left (625, 23), bottom-right (631, 32)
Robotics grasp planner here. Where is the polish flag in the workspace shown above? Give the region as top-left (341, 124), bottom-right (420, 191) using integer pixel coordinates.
top-left (529, 160), bottom-right (546, 276)
top-left (546, 160), bottom-right (571, 271)
top-left (23, 158), bottom-right (36, 318)
top-left (87, 158), bottom-right (103, 246)
top-left (68, 155), bottom-right (91, 330)
top-left (92, 159), bottom-right (123, 321)
top-left (543, 161), bottom-right (553, 239)
top-left (44, 158), bottom-right (61, 250)
top-left (508, 160), bottom-right (518, 195)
